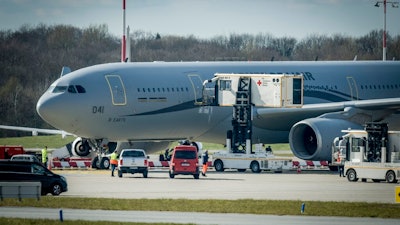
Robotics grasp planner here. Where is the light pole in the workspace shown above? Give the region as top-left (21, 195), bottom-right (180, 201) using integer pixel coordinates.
top-left (374, 0), bottom-right (399, 61)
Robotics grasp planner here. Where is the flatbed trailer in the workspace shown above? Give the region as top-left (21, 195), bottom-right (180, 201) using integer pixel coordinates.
top-left (212, 145), bottom-right (292, 173)
top-left (345, 161), bottom-right (400, 183)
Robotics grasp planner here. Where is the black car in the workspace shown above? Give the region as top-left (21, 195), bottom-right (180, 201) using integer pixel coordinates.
top-left (0, 160), bottom-right (68, 195)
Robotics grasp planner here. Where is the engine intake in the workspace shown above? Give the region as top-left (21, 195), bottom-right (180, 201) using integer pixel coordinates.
top-left (289, 118), bottom-right (362, 161)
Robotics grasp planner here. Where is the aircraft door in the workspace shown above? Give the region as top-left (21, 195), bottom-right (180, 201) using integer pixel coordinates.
top-left (346, 76), bottom-right (358, 100)
top-left (105, 75), bottom-right (127, 105)
top-left (187, 74), bottom-right (203, 104)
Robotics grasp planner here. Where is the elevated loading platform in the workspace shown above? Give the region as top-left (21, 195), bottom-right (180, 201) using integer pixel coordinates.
top-left (202, 73), bottom-right (303, 154)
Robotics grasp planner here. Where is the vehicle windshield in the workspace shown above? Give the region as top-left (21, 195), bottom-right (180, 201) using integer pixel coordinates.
top-left (174, 151), bottom-right (196, 159)
top-left (122, 151), bottom-right (145, 157)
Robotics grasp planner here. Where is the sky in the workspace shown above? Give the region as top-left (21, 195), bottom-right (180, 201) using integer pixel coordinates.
top-left (1, 0), bottom-right (400, 40)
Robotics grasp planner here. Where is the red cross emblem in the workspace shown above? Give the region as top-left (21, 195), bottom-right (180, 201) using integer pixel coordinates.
top-left (257, 80), bottom-right (262, 86)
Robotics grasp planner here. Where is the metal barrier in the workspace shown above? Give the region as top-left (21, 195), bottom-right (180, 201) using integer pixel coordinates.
top-left (0, 182), bottom-right (41, 201)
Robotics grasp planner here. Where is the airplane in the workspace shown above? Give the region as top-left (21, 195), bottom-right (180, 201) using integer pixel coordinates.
top-left (2, 60), bottom-right (400, 169)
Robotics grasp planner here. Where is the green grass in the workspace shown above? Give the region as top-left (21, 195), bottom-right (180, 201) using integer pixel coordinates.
top-left (0, 135), bottom-right (75, 149)
top-left (1, 197), bottom-right (399, 218)
top-left (0, 218), bottom-right (184, 225)
top-left (0, 136), bottom-right (291, 155)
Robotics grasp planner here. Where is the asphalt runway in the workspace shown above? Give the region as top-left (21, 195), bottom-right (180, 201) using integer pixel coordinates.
top-left (57, 169), bottom-right (399, 203)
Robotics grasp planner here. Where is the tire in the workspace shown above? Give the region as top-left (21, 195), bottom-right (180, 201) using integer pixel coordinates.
top-left (91, 157), bottom-right (99, 169)
top-left (237, 169), bottom-right (246, 172)
top-left (346, 169), bottom-right (358, 182)
top-left (386, 170), bottom-right (397, 183)
top-left (169, 170), bottom-right (175, 178)
top-left (250, 161), bottom-right (261, 173)
top-left (143, 170), bottom-right (148, 178)
top-left (51, 183), bottom-right (62, 196)
top-left (118, 170), bottom-right (123, 178)
top-left (100, 157), bottom-right (110, 169)
top-left (214, 160), bottom-right (224, 172)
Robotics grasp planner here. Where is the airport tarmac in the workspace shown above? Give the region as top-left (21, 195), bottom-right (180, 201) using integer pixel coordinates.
top-left (58, 169), bottom-right (399, 203)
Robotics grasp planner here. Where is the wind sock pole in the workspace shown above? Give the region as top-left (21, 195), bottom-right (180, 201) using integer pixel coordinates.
top-left (121, 0), bottom-right (126, 62)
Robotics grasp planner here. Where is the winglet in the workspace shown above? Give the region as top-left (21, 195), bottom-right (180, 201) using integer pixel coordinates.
top-left (60, 66), bottom-right (72, 77)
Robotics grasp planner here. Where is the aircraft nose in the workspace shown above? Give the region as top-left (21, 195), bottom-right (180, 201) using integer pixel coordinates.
top-left (36, 93), bottom-right (54, 123)
top-left (36, 93), bottom-right (67, 127)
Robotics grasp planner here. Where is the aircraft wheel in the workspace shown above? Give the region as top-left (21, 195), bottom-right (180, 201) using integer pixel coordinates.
top-left (91, 157), bottom-right (99, 169)
top-left (386, 170), bottom-right (397, 183)
top-left (214, 160), bottom-right (224, 172)
top-left (347, 169), bottom-right (358, 182)
top-left (250, 161), bottom-right (261, 173)
top-left (100, 157), bottom-right (110, 169)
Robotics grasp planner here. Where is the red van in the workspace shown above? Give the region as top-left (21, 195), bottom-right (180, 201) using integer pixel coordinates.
top-left (169, 145), bottom-right (200, 179)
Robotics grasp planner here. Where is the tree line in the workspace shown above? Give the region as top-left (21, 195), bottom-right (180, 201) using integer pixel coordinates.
top-left (1, 24), bottom-right (399, 137)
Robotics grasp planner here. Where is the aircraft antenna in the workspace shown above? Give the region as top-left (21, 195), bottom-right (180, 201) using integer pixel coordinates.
top-left (121, 0), bottom-right (126, 62)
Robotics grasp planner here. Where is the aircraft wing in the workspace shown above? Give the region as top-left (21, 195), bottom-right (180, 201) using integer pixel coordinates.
top-left (253, 97), bottom-right (400, 130)
top-left (0, 125), bottom-right (73, 138)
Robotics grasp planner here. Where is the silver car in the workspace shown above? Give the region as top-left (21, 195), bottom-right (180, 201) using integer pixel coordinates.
top-left (10, 154), bottom-right (41, 163)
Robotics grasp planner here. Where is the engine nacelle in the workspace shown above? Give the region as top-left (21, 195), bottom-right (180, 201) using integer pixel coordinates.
top-left (71, 137), bottom-right (91, 157)
top-left (289, 118), bottom-right (362, 161)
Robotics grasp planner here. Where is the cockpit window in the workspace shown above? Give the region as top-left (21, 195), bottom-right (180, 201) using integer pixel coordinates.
top-left (68, 85), bottom-right (77, 93)
top-left (52, 86), bottom-right (67, 93)
top-left (76, 85), bottom-right (86, 93)
top-left (50, 85), bottom-right (86, 94)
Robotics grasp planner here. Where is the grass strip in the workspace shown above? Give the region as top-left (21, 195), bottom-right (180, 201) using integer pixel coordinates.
top-left (1, 197), bottom-right (399, 218)
top-left (0, 218), bottom-right (185, 225)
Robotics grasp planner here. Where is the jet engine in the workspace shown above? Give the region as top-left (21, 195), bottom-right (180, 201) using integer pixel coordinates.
top-left (72, 137), bottom-right (92, 157)
top-left (289, 118), bottom-right (362, 161)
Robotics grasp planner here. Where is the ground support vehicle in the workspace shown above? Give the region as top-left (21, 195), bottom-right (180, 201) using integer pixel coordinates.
top-left (117, 149), bottom-right (149, 178)
top-left (212, 148), bottom-right (292, 173)
top-left (169, 145), bottom-right (200, 179)
top-left (332, 122), bottom-right (400, 183)
top-left (0, 146), bottom-right (25, 159)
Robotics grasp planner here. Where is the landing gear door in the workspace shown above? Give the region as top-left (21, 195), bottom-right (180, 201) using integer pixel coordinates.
top-left (105, 75), bottom-right (127, 105)
top-left (187, 74), bottom-right (203, 104)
